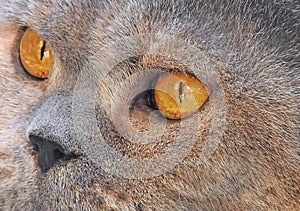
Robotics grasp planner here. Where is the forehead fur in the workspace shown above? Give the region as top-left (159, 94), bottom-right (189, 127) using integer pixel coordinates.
top-left (0, 0), bottom-right (299, 210)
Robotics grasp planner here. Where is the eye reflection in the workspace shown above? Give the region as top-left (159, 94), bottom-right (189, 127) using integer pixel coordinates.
top-left (19, 28), bottom-right (53, 79)
top-left (130, 71), bottom-right (209, 120)
top-left (152, 72), bottom-right (209, 120)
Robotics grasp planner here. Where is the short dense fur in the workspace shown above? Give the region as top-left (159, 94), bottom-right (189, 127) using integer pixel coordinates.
top-left (0, 0), bottom-right (299, 210)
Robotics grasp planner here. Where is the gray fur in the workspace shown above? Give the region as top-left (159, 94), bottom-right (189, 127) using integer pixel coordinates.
top-left (0, 0), bottom-right (299, 210)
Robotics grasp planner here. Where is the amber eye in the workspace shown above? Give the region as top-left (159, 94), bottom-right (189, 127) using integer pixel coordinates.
top-left (153, 72), bottom-right (209, 120)
top-left (19, 28), bottom-right (53, 79)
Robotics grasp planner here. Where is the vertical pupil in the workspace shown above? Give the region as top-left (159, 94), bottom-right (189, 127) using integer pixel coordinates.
top-left (40, 40), bottom-right (46, 60)
top-left (179, 81), bottom-right (184, 103)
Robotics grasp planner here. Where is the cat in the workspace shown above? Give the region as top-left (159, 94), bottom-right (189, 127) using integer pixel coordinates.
top-left (0, 0), bottom-right (299, 210)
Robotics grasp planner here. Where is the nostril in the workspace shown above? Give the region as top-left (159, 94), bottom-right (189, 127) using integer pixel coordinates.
top-left (53, 148), bottom-right (65, 160)
top-left (32, 143), bottom-right (39, 152)
top-left (28, 134), bottom-right (79, 173)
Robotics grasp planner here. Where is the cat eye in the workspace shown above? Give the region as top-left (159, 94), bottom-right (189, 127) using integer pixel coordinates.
top-left (19, 28), bottom-right (53, 79)
top-left (152, 72), bottom-right (209, 120)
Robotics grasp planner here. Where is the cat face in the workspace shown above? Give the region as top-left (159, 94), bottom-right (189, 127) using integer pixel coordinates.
top-left (0, 0), bottom-right (299, 210)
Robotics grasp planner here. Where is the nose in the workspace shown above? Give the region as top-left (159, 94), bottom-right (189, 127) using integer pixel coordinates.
top-left (29, 134), bottom-right (77, 173)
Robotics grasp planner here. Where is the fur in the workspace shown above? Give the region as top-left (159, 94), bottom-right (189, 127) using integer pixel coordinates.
top-left (0, 0), bottom-right (299, 210)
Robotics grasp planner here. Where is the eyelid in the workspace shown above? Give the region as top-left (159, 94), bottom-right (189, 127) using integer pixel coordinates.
top-left (139, 55), bottom-right (195, 76)
top-left (12, 27), bottom-right (36, 79)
